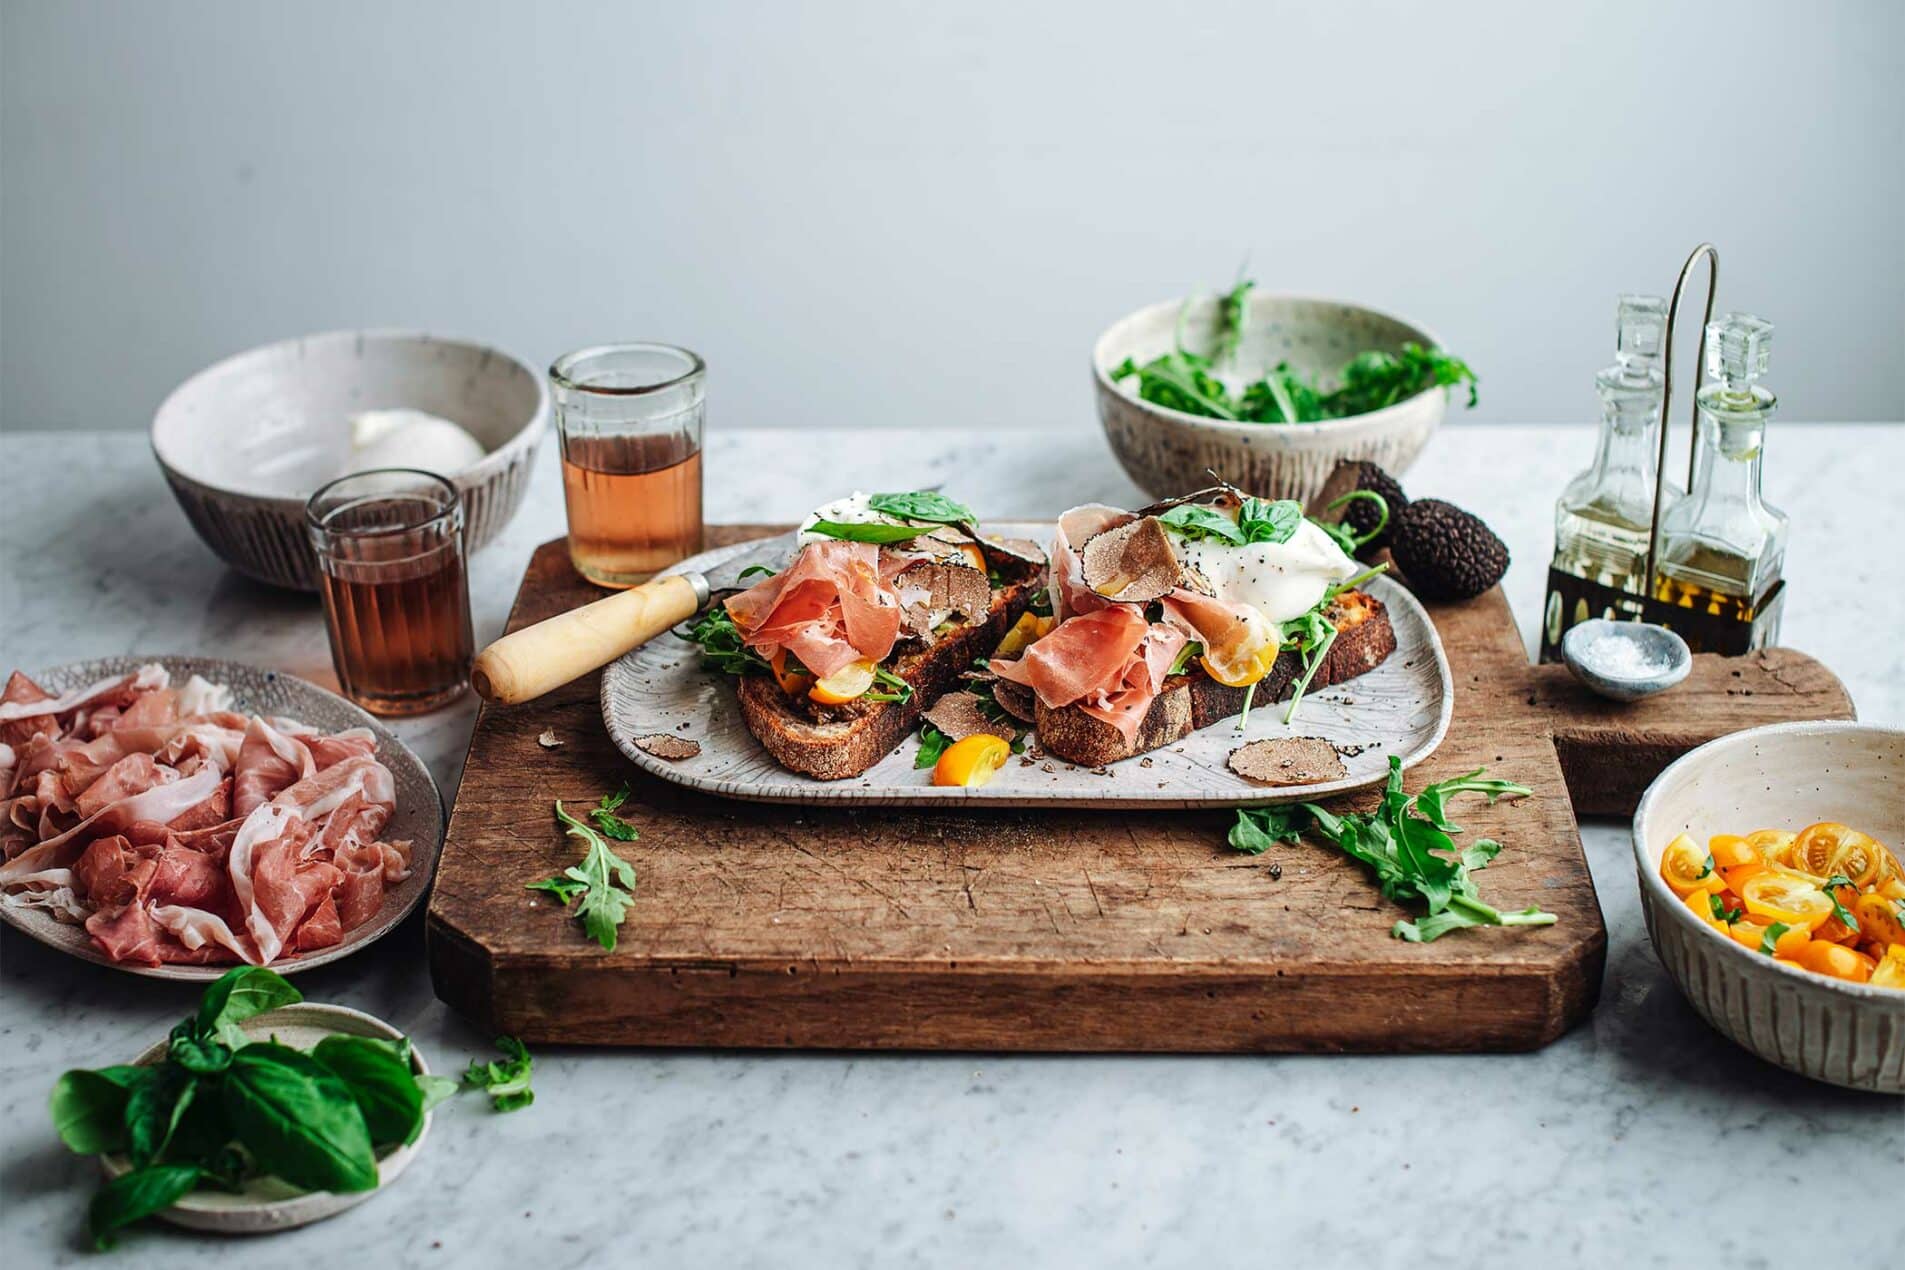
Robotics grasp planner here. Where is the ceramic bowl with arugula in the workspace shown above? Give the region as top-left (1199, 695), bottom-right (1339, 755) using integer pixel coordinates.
top-left (1093, 282), bottom-right (1476, 504)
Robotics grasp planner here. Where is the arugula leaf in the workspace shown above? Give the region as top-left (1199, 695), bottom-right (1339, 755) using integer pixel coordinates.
top-left (867, 666), bottom-right (915, 704)
top-left (1027, 585), bottom-right (1053, 618)
top-left (1324, 489), bottom-right (1392, 549)
top-left (589, 784), bottom-right (639, 842)
top-left (1112, 352), bottom-right (1241, 420)
top-left (526, 874), bottom-right (588, 905)
top-left (1168, 640), bottom-right (1204, 677)
top-left (550, 799), bottom-right (638, 951)
top-left (679, 605), bottom-right (771, 677)
top-left (866, 491), bottom-right (976, 524)
top-left (1821, 874), bottom-right (1860, 932)
top-left (915, 722), bottom-right (952, 770)
top-left (1157, 503), bottom-right (1244, 545)
top-left (222, 1044), bottom-right (379, 1194)
top-left (1759, 921), bottom-right (1791, 956)
top-left (464, 1037), bottom-right (535, 1112)
top-left (1227, 756), bottom-right (1553, 942)
top-left (87, 1163), bottom-right (201, 1251)
top-left (1210, 278), bottom-right (1254, 367)
top-left (736, 564), bottom-right (776, 583)
top-left (806, 519), bottom-right (935, 544)
top-left (1237, 497), bottom-right (1303, 545)
top-left (49, 1067), bottom-right (146, 1156)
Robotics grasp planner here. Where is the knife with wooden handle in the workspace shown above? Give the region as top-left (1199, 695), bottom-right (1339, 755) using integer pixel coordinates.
top-left (470, 532), bottom-right (796, 706)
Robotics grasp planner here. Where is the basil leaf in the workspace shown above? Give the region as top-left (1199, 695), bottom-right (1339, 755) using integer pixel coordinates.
top-left (166, 1021), bottom-right (232, 1075)
top-left (312, 1035), bottom-right (426, 1149)
top-left (1238, 497), bottom-right (1303, 544)
top-left (125, 1065), bottom-right (197, 1168)
top-left (87, 1163), bottom-right (200, 1250)
top-left (1157, 504), bottom-right (1244, 545)
top-left (194, 967), bottom-right (301, 1048)
top-left (1821, 874), bottom-right (1860, 932)
top-left (805, 519), bottom-right (933, 544)
top-left (415, 1074), bottom-right (460, 1114)
top-left (866, 491), bottom-right (976, 524)
top-left (223, 1044), bottom-right (378, 1194)
top-left (1759, 921), bottom-right (1791, 956)
top-left (49, 1067), bottom-right (146, 1155)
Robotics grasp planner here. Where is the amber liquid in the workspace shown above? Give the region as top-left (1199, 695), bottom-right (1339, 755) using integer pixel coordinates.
top-left (318, 542), bottom-right (474, 715)
top-left (560, 433), bottom-right (704, 587)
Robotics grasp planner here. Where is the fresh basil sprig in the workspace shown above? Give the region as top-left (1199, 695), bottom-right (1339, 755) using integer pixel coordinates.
top-left (806, 519), bottom-right (935, 544)
top-left (49, 967), bottom-right (516, 1251)
top-left (1821, 874), bottom-right (1861, 932)
top-left (1759, 921), bottom-right (1792, 956)
top-left (1157, 503), bottom-right (1244, 544)
top-left (866, 491), bottom-right (976, 524)
top-left (1230, 758), bottom-right (1551, 942)
top-left (1237, 497), bottom-right (1303, 545)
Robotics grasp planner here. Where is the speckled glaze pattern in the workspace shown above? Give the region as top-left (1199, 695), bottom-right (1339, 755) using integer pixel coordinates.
top-left (151, 330), bottom-right (548, 590)
top-left (0, 656), bottom-right (445, 981)
top-left (1632, 722), bottom-right (1905, 1093)
top-left (1093, 294), bottom-right (1449, 503)
top-left (103, 1003), bottom-right (433, 1233)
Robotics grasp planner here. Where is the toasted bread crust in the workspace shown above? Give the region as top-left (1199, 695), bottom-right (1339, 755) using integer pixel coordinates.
top-left (1034, 591), bottom-right (1396, 767)
top-left (735, 574), bottom-right (1038, 780)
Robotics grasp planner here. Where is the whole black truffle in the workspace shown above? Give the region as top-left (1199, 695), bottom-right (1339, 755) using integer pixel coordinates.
top-left (1389, 498), bottom-right (1509, 601)
top-left (1339, 461), bottom-right (1408, 556)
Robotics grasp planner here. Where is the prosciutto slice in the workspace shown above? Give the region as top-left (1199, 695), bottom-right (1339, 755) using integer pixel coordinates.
top-left (991, 606), bottom-right (1187, 745)
top-left (0, 662), bottom-right (409, 968)
top-left (724, 540), bottom-right (903, 678)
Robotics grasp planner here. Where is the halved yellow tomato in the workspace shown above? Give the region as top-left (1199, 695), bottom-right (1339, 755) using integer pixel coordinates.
top-left (1871, 945), bottom-right (1905, 991)
top-left (1745, 828), bottom-right (1796, 861)
top-left (1682, 886), bottom-right (1725, 929)
top-left (1738, 870), bottom-right (1836, 931)
top-left (994, 611), bottom-right (1054, 659)
top-left (1201, 644), bottom-right (1281, 689)
top-left (932, 734), bottom-right (1011, 788)
top-left (1855, 893), bottom-right (1905, 949)
top-left (1660, 834), bottom-right (1721, 898)
top-left (1793, 940), bottom-right (1872, 984)
top-left (809, 659), bottom-right (876, 705)
top-left (1790, 822), bottom-right (1883, 887)
top-left (1708, 834), bottom-right (1758, 872)
top-left (770, 649), bottom-right (814, 695)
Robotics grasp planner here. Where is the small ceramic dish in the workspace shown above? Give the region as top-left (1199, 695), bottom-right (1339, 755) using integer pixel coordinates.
top-left (1632, 721), bottom-right (1905, 1092)
top-left (152, 330), bottom-right (547, 590)
top-left (1093, 293), bottom-right (1451, 503)
top-left (103, 1003), bottom-right (432, 1233)
top-left (0, 656), bottom-right (444, 980)
top-left (1562, 619), bottom-right (1692, 702)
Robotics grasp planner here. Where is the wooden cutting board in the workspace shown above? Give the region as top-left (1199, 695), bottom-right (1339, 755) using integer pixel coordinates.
top-left (425, 528), bottom-right (1854, 1052)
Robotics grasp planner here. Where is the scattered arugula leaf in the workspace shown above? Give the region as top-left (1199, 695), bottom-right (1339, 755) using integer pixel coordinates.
top-left (1229, 758), bottom-right (1550, 942)
top-left (1027, 586), bottom-right (1053, 618)
top-left (1168, 640), bottom-right (1204, 677)
top-left (866, 491), bottom-right (976, 524)
top-left (805, 519), bottom-right (934, 544)
top-left (589, 784), bottom-right (640, 841)
top-left (678, 606), bottom-right (770, 677)
top-left (916, 722), bottom-right (952, 769)
top-left (547, 799), bottom-right (639, 951)
top-left (1760, 921), bottom-right (1791, 956)
top-left (463, 1037), bottom-right (535, 1112)
top-left (867, 666), bottom-right (914, 703)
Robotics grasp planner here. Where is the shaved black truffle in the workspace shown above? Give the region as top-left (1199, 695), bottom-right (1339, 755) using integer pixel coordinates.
top-left (1389, 499), bottom-right (1508, 601)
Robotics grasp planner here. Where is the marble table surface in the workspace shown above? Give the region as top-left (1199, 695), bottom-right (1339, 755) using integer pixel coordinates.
top-left (1, 423), bottom-right (1899, 1268)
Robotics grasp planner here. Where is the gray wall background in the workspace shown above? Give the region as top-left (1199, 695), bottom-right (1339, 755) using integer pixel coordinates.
top-left (3, 0), bottom-right (1900, 434)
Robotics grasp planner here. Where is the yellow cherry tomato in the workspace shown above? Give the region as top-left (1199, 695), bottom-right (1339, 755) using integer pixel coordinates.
top-left (770, 649), bottom-right (814, 696)
top-left (1708, 835), bottom-right (1757, 872)
top-left (1793, 940), bottom-right (1872, 984)
top-left (957, 542), bottom-right (988, 574)
top-left (1682, 885), bottom-right (1726, 929)
top-left (1791, 822), bottom-right (1884, 888)
top-left (1720, 861), bottom-right (1769, 895)
top-left (1871, 945), bottom-right (1905, 991)
top-left (994, 611), bottom-right (1054, 660)
top-left (1660, 834), bottom-right (1722, 898)
top-left (1738, 871), bottom-right (1837, 931)
top-left (1200, 641), bottom-right (1281, 689)
top-left (932, 734), bottom-right (1011, 788)
top-left (1745, 828), bottom-right (1796, 861)
top-left (808, 659), bottom-right (876, 706)
top-left (1729, 920), bottom-right (1773, 952)
top-left (1855, 893), bottom-right (1905, 949)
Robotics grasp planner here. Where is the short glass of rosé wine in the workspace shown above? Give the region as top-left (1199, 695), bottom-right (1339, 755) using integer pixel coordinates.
top-left (550, 342), bottom-right (706, 588)
top-left (304, 468), bottom-right (475, 715)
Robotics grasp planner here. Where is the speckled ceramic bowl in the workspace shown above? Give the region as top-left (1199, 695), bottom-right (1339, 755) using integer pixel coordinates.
top-left (1093, 293), bottom-right (1451, 503)
top-left (105, 1003), bottom-right (432, 1233)
top-left (1632, 722), bottom-right (1905, 1093)
top-left (152, 330), bottom-right (547, 590)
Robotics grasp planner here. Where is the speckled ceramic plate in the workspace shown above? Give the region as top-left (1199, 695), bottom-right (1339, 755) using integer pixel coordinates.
top-left (601, 525), bottom-right (1452, 808)
top-left (103, 1003), bottom-right (433, 1233)
top-left (0, 656), bottom-right (444, 980)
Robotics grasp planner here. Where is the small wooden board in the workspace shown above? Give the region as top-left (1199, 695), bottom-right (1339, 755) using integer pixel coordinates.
top-left (426, 530), bottom-right (1854, 1052)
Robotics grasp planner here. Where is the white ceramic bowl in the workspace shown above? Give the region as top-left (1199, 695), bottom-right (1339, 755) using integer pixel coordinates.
top-left (1093, 293), bottom-right (1452, 503)
top-left (1632, 721), bottom-right (1905, 1092)
top-left (152, 330), bottom-right (548, 589)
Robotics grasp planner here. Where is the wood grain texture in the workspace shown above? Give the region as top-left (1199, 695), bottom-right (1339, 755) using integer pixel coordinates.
top-left (424, 529), bottom-right (1854, 1052)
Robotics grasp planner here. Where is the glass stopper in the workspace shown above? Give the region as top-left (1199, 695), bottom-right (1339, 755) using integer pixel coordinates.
top-left (1615, 294), bottom-right (1667, 371)
top-left (1706, 312), bottom-right (1773, 388)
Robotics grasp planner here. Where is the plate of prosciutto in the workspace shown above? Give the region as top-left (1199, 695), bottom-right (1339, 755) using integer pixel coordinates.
top-left (0, 656), bottom-right (443, 978)
top-left (605, 496), bottom-right (1452, 808)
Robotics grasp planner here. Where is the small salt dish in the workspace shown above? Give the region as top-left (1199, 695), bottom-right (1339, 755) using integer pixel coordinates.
top-left (1561, 618), bottom-right (1691, 702)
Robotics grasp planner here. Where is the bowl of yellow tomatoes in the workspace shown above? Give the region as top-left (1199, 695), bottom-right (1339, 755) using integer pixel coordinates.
top-left (1633, 721), bottom-right (1905, 1092)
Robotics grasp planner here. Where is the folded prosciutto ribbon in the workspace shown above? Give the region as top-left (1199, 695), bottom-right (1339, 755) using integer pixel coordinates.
top-left (723, 539), bottom-right (903, 678)
top-left (0, 664), bottom-right (410, 968)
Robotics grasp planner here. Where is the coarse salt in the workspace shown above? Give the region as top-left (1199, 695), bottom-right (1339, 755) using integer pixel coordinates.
top-left (1578, 629), bottom-right (1672, 678)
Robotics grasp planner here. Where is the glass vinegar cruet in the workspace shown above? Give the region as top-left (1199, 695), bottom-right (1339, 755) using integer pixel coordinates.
top-left (1538, 294), bottom-right (1674, 661)
top-left (1650, 312), bottom-right (1789, 649)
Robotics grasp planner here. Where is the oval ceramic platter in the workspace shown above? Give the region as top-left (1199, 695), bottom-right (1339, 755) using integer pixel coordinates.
top-left (105, 1002), bottom-right (433, 1232)
top-left (602, 524), bottom-right (1453, 809)
top-left (0, 656), bottom-right (445, 980)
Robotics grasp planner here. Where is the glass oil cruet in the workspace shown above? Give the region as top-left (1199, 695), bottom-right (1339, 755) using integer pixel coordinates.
top-left (1647, 312), bottom-right (1788, 653)
top-left (1538, 294), bottom-right (1672, 661)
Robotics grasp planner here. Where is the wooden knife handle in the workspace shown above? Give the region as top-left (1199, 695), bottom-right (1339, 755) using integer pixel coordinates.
top-left (471, 572), bottom-right (709, 705)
